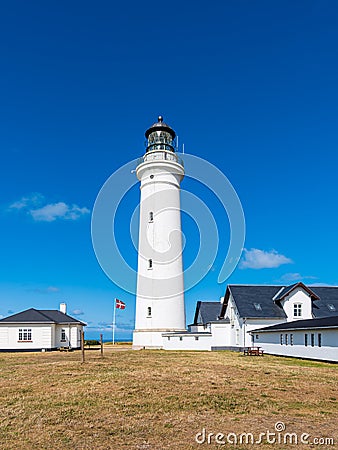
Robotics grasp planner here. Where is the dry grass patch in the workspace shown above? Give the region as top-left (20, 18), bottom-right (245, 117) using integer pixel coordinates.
top-left (0, 349), bottom-right (336, 449)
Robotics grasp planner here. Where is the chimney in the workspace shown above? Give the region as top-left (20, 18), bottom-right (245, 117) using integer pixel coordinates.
top-left (220, 296), bottom-right (225, 304)
top-left (60, 303), bottom-right (67, 314)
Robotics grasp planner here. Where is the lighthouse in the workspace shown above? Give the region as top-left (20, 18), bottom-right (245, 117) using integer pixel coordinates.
top-left (133, 116), bottom-right (186, 349)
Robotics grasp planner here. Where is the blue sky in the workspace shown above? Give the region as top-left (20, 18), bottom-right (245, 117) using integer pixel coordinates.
top-left (1, 1), bottom-right (338, 340)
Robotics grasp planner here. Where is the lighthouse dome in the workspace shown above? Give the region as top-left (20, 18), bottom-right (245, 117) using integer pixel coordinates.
top-left (145, 116), bottom-right (176, 152)
top-left (145, 116), bottom-right (176, 139)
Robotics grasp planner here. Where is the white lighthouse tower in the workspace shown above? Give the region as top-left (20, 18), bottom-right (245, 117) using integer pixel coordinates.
top-left (133, 116), bottom-right (186, 349)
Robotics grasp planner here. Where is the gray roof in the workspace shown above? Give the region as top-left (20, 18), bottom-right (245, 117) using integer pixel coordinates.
top-left (253, 315), bottom-right (338, 332)
top-left (223, 286), bottom-right (287, 319)
top-left (0, 308), bottom-right (85, 325)
top-left (193, 301), bottom-right (222, 325)
top-left (220, 285), bottom-right (338, 320)
top-left (190, 285), bottom-right (338, 325)
top-left (273, 282), bottom-right (320, 301)
top-left (272, 284), bottom-right (299, 301)
top-left (208, 318), bottom-right (231, 324)
top-left (309, 287), bottom-right (338, 317)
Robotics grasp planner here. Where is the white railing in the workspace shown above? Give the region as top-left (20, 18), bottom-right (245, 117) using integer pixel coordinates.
top-left (137, 150), bottom-right (184, 167)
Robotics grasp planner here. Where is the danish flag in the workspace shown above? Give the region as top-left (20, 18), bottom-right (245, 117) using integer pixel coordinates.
top-left (115, 299), bottom-right (126, 310)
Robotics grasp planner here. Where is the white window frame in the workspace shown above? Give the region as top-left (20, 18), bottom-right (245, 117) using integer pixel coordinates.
top-left (18, 328), bottom-right (32, 342)
top-left (294, 303), bottom-right (302, 317)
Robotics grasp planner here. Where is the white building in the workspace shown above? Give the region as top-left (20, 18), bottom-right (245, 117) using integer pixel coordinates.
top-left (0, 303), bottom-right (85, 351)
top-left (129, 118), bottom-right (338, 361)
top-left (251, 316), bottom-right (338, 363)
top-left (133, 116), bottom-right (186, 349)
top-left (162, 283), bottom-right (338, 362)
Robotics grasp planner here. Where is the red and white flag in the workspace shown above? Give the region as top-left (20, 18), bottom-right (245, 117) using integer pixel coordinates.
top-left (115, 298), bottom-right (126, 310)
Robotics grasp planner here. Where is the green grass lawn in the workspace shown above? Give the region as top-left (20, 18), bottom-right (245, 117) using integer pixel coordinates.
top-left (0, 348), bottom-right (336, 449)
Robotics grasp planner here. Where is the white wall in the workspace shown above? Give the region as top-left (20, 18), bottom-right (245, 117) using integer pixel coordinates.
top-left (247, 319), bottom-right (285, 346)
top-left (134, 157), bottom-right (186, 346)
top-left (254, 328), bottom-right (338, 362)
top-left (0, 323), bottom-right (83, 350)
top-left (163, 334), bottom-right (212, 351)
top-left (163, 322), bottom-right (233, 350)
top-left (281, 287), bottom-right (313, 321)
top-left (224, 294), bottom-right (241, 346)
top-left (210, 322), bottom-right (232, 347)
top-left (55, 324), bottom-right (82, 349)
top-left (224, 294), bottom-right (287, 347)
top-left (71, 325), bottom-right (82, 348)
top-left (188, 324), bottom-right (208, 333)
top-left (0, 324), bottom-right (53, 350)
top-left (133, 330), bottom-right (166, 349)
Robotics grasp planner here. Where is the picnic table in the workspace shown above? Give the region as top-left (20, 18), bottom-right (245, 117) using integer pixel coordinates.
top-left (243, 346), bottom-right (264, 356)
top-left (59, 346), bottom-right (72, 352)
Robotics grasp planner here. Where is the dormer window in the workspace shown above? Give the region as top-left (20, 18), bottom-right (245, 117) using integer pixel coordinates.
top-left (294, 303), bottom-right (302, 317)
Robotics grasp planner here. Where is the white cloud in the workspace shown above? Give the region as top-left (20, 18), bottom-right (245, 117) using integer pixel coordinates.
top-left (92, 320), bottom-right (134, 333)
top-left (8, 193), bottom-right (90, 222)
top-left (30, 202), bottom-right (68, 221)
top-left (9, 193), bottom-right (44, 210)
top-left (72, 309), bottom-right (84, 316)
top-left (27, 286), bottom-right (61, 294)
top-left (239, 248), bottom-right (293, 269)
top-left (47, 286), bottom-right (60, 292)
top-left (30, 202), bottom-right (90, 222)
top-left (278, 273), bottom-right (317, 283)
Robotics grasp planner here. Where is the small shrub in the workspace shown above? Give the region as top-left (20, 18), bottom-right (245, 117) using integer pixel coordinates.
top-left (84, 340), bottom-right (100, 347)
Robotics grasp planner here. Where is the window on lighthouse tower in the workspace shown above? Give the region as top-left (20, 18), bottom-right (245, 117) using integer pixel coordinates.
top-left (147, 307), bottom-right (152, 317)
top-left (149, 211), bottom-right (153, 222)
top-left (148, 259), bottom-right (153, 269)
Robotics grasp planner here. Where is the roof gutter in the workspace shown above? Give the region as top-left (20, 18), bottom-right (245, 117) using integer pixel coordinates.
top-left (252, 325), bottom-right (338, 333)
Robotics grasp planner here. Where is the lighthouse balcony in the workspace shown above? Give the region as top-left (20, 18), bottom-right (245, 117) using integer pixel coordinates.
top-left (137, 149), bottom-right (184, 167)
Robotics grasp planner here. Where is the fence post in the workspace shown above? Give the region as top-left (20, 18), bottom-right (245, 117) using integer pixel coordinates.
top-left (100, 333), bottom-right (103, 358)
top-left (81, 331), bottom-right (85, 363)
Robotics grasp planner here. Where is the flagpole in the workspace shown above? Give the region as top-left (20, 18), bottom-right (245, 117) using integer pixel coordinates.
top-left (112, 299), bottom-right (116, 345)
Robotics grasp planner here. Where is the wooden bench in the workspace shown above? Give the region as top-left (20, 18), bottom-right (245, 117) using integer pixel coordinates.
top-left (243, 347), bottom-right (264, 356)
